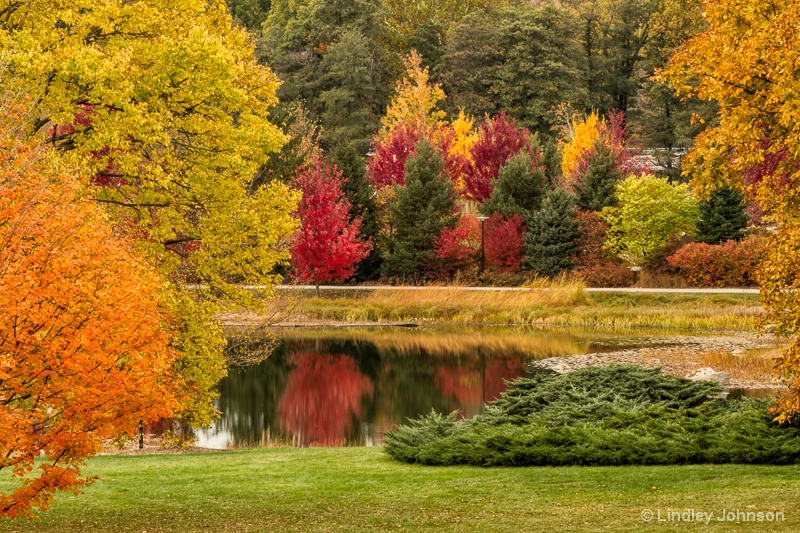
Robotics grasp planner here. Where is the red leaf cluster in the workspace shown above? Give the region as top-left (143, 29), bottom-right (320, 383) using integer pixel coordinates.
top-left (463, 112), bottom-right (534, 202)
top-left (667, 235), bottom-right (766, 287)
top-left (484, 213), bottom-right (526, 272)
top-left (368, 123), bottom-right (421, 188)
top-left (431, 213), bottom-right (481, 276)
top-left (291, 157), bottom-right (372, 284)
top-left (368, 123), bottom-right (470, 190)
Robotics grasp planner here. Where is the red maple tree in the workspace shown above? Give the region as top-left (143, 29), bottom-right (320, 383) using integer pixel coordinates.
top-left (430, 213), bottom-right (481, 278)
top-left (291, 157), bottom-right (372, 294)
top-left (368, 123), bottom-right (422, 188)
top-left (368, 121), bottom-right (470, 191)
top-left (484, 213), bottom-right (526, 272)
top-left (463, 112), bottom-right (534, 202)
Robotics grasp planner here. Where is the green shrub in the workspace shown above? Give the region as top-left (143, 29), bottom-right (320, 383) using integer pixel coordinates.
top-left (384, 365), bottom-right (800, 466)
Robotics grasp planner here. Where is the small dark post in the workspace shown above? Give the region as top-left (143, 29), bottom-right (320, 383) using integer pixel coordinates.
top-left (478, 216), bottom-right (489, 273)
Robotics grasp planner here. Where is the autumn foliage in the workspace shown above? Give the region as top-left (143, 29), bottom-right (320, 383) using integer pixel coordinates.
top-left (431, 213), bottom-right (481, 278)
top-left (662, 0), bottom-right (800, 419)
top-left (560, 110), bottom-right (636, 193)
top-left (369, 122), bottom-right (422, 188)
top-left (571, 211), bottom-right (634, 287)
top-left (0, 104), bottom-right (181, 518)
top-left (484, 214), bottom-right (526, 272)
top-left (463, 112), bottom-right (534, 202)
top-left (667, 235), bottom-right (766, 288)
top-left (291, 157), bottom-right (372, 285)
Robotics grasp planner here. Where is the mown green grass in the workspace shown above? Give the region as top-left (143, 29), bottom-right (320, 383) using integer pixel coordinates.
top-left (3, 447), bottom-right (799, 532)
top-left (283, 290), bottom-right (763, 331)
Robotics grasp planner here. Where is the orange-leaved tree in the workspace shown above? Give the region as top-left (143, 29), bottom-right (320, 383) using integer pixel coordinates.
top-left (0, 97), bottom-right (182, 518)
top-left (662, 0), bottom-right (800, 420)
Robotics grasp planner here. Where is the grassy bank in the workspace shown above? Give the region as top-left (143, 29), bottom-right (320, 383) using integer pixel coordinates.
top-left (2, 447), bottom-right (798, 532)
top-left (256, 285), bottom-right (764, 331)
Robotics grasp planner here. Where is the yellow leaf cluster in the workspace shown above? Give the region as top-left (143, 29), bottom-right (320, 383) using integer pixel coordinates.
top-left (381, 51), bottom-right (447, 136)
top-left (662, 0), bottom-right (800, 420)
top-left (0, 0), bottom-right (300, 424)
top-left (560, 111), bottom-right (602, 183)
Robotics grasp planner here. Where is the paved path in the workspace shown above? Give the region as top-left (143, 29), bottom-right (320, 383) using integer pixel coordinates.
top-left (276, 285), bottom-right (759, 295)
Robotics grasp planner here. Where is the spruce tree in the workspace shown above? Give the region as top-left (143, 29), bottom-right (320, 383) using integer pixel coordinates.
top-left (330, 146), bottom-right (382, 280)
top-left (696, 184), bottom-right (749, 244)
top-left (383, 139), bottom-right (458, 279)
top-left (524, 188), bottom-right (580, 277)
top-left (480, 153), bottom-right (547, 221)
top-left (575, 140), bottom-right (622, 212)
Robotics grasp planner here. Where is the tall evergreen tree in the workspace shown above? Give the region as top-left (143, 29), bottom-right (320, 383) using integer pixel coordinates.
top-left (480, 153), bottom-right (547, 221)
top-left (263, 0), bottom-right (390, 154)
top-left (227, 0), bottom-right (271, 30)
top-left (383, 139), bottom-right (459, 279)
top-left (442, 5), bottom-right (587, 137)
top-left (524, 188), bottom-right (580, 277)
top-left (696, 184), bottom-right (749, 244)
top-left (330, 146), bottom-right (383, 280)
top-left (574, 140), bottom-right (622, 212)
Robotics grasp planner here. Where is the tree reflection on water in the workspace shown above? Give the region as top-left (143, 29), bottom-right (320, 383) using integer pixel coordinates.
top-left (196, 329), bottom-right (592, 448)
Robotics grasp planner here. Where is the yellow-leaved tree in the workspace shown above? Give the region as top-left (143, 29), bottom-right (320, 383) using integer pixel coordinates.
top-left (662, 0), bottom-right (800, 420)
top-left (561, 111), bottom-right (603, 185)
top-left (0, 0), bottom-right (300, 425)
top-left (381, 51), bottom-right (447, 136)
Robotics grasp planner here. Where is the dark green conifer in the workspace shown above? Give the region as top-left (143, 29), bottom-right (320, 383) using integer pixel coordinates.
top-left (383, 139), bottom-right (458, 279)
top-left (696, 184), bottom-right (749, 244)
top-left (480, 153), bottom-right (547, 222)
top-left (575, 140), bottom-right (622, 212)
top-left (330, 146), bottom-right (382, 280)
top-left (523, 188), bottom-right (579, 277)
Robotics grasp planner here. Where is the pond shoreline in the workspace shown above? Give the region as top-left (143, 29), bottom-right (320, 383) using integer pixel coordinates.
top-left (529, 333), bottom-right (786, 390)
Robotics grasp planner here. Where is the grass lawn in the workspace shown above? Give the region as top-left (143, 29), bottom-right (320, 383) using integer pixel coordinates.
top-left (3, 447), bottom-right (799, 532)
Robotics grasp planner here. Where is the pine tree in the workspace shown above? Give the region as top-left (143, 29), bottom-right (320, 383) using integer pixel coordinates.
top-left (524, 188), bottom-right (580, 277)
top-left (330, 146), bottom-right (382, 280)
top-left (575, 140), bottom-right (622, 212)
top-left (384, 139), bottom-right (459, 279)
top-left (480, 153), bottom-right (547, 221)
top-left (696, 185), bottom-right (749, 244)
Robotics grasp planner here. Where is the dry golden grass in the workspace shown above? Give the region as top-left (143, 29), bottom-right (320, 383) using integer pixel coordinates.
top-left (230, 279), bottom-right (764, 331)
top-left (364, 280), bottom-right (587, 311)
top-left (634, 271), bottom-right (689, 288)
top-left (656, 347), bottom-right (782, 382)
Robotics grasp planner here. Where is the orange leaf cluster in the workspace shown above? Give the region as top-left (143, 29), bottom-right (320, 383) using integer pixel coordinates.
top-left (0, 97), bottom-right (182, 518)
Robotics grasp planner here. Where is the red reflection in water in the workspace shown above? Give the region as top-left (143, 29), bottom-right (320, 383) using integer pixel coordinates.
top-left (435, 356), bottom-right (526, 417)
top-left (278, 352), bottom-right (373, 446)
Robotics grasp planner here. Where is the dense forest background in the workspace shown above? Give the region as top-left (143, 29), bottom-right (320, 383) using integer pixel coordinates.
top-left (227, 0), bottom-right (714, 181)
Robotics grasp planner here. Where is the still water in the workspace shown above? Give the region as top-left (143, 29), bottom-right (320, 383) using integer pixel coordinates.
top-left (194, 327), bottom-right (677, 448)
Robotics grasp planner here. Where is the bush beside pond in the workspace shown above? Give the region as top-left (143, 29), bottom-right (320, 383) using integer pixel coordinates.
top-left (384, 365), bottom-right (800, 466)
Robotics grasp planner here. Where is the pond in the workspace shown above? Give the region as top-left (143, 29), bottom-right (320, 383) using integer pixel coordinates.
top-left (193, 327), bottom-right (711, 449)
